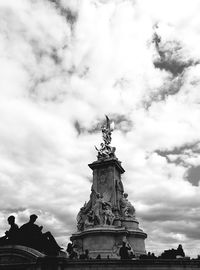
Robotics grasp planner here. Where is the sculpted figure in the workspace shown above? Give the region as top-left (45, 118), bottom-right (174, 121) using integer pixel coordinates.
top-left (103, 204), bottom-right (115, 225)
top-left (67, 242), bottom-right (78, 259)
top-left (102, 115), bottom-right (113, 145)
top-left (0, 215), bottom-right (19, 245)
top-left (95, 143), bottom-right (116, 160)
top-left (77, 206), bottom-right (87, 231)
top-left (120, 193), bottom-right (135, 218)
top-left (93, 193), bottom-right (104, 225)
top-left (119, 242), bottom-right (131, 260)
top-left (20, 214), bottom-right (61, 255)
top-left (84, 211), bottom-right (94, 228)
top-left (95, 143), bottom-right (110, 159)
top-left (95, 116), bottom-right (116, 160)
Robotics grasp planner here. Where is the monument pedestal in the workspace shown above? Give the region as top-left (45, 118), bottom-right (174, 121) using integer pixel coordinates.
top-left (71, 158), bottom-right (147, 258)
top-left (71, 224), bottom-right (146, 258)
top-left (71, 117), bottom-right (147, 259)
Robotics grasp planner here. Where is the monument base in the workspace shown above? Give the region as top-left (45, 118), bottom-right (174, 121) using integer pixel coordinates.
top-left (0, 245), bottom-right (45, 264)
top-left (71, 223), bottom-right (147, 258)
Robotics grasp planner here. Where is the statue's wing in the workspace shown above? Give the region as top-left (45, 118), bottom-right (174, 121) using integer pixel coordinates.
top-left (110, 121), bottom-right (115, 131)
top-left (105, 115), bottom-right (110, 130)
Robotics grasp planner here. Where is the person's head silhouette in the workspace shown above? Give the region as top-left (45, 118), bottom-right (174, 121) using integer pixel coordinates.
top-left (29, 214), bottom-right (38, 224)
top-left (7, 215), bottom-right (15, 225)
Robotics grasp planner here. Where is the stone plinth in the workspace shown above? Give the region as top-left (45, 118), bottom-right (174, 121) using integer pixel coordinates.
top-left (88, 158), bottom-right (125, 213)
top-left (0, 245), bottom-right (45, 265)
top-left (0, 246), bottom-right (198, 270)
top-left (71, 157), bottom-right (147, 258)
top-left (71, 225), bottom-right (147, 258)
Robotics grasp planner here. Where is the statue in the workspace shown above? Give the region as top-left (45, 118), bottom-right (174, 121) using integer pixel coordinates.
top-left (103, 204), bottom-right (115, 225)
top-left (93, 193), bottom-right (104, 225)
top-left (0, 215), bottom-right (19, 245)
top-left (119, 242), bottom-right (132, 260)
top-left (95, 116), bottom-right (116, 160)
top-left (77, 206), bottom-right (88, 231)
top-left (67, 242), bottom-right (78, 259)
top-left (120, 193), bottom-right (135, 218)
top-left (102, 115), bottom-right (113, 145)
top-left (19, 214), bottom-right (61, 255)
top-left (84, 211), bottom-right (94, 228)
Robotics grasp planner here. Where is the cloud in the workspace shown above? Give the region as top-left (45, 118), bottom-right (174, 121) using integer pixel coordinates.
top-left (153, 38), bottom-right (199, 76)
top-left (0, 0), bottom-right (200, 258)
top-left (74, 114), bottom-right (133, 136)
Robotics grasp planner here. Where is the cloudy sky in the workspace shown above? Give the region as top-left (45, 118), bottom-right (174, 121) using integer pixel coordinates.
top-left (1, 0), bottom-right (200, 257)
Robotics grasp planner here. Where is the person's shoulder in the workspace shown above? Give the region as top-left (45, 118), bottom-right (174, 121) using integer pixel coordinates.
top-left (33, 223), bottom-right (41, 229)
top-left (20, 222), bottom-right (29, 229)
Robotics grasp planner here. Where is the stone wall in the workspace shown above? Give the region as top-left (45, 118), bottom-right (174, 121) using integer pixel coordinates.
top-left (1, 246), bottom-right (200, 270)
top-left (1, 258), bottom-right (200, 270)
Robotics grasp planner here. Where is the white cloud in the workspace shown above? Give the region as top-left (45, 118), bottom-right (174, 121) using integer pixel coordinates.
top-left (0, 0), bottom-right (200, 258)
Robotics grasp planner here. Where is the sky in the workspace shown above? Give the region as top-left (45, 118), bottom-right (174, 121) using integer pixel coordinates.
top-left (0, 0), bottom-right (200, 258)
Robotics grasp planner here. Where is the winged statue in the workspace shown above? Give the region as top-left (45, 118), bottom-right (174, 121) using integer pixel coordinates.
top-left (95, 115), bottom-right (116, 160)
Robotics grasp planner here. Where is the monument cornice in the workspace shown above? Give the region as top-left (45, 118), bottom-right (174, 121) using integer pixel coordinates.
top-left (71, 227), bottom-right (147, 239)
top-left (88, 158), bottom-right (125, 174)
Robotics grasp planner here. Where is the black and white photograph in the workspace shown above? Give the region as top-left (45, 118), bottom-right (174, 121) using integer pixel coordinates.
top-left (0, 0), bottom-right (200, 268)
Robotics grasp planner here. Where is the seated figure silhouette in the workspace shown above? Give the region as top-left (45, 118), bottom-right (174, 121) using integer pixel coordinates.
top-left (160, 244), bottom-right (185, 259)
top-left (79, 249), bottom-right (89, 260)
top-left (176, 244), bottom-right (185, 257)
top-left (66, 242), bottom-right (77, 259)
top-left (19, 214), bottom-right (61, 255)
top-left (119, 242), bottom-right (131, 260)
top-left (0, 216), bottom-right (19, 245)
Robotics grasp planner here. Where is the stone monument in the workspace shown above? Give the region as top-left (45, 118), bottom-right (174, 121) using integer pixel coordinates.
top-left (71, 116), bottom-right (147, 258)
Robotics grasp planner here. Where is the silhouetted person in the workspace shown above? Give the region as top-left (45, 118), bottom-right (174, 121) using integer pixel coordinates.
top-left (79, 249), bottom-right (89, 260)
top-left (177, 244), bottom-right (185, 257)
top-left (0, 216), bottom-right (19, 245)
top-left (20, 214), bottom-right (61, 255)
top-left (160, 245), bottom-right (185, 259)
top-left (84, 249), bottom-right (89, 259)
top-left (151, 252), bottom-right (157, 259)
top-left (119, 242), bottom-right (131, 260)
top-left (96, 254), bottom-right (101, 259)
top-left (67, 242), bottom-right (77, 259)
top-left (19, 214), bottom-right (42, 250)
top-left (129, 251), bottom-right (135, 259)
